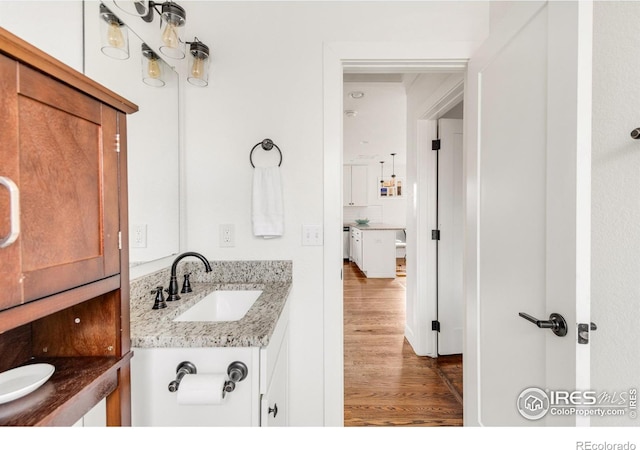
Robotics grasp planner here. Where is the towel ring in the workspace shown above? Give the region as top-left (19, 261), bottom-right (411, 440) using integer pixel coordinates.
top-left (250, 138), bottom-right (283, 168)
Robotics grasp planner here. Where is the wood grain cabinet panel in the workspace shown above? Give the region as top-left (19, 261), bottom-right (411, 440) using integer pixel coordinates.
top-left (15, 65), bottom-right (121, 304)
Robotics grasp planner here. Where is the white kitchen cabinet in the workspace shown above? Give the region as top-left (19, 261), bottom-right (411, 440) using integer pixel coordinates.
top-left (343, 165), bottom-right (368, 206)
top-left (350, 227), bottom-right (363, 269)
top-left (351, 227), bottom-right (396, 278)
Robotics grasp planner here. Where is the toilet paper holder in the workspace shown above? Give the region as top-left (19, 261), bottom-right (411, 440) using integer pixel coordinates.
top-left (167, 361), bottom-right (248, 398)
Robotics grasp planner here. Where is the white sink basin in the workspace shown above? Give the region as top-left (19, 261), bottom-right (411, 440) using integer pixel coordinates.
top-left (173, 290), bottom-right (262, 322)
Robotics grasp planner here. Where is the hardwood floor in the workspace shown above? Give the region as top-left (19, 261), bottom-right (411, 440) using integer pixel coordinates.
top-left (343, 261), bottom-right (463, 426)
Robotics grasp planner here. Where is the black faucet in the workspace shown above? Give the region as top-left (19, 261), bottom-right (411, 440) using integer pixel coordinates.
top-left (166, 252), bottom-right (212, 301)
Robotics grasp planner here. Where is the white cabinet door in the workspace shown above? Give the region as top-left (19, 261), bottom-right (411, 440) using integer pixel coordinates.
top-left (350, 165), bottom-right (368, 206)
top-left (343, 165), bottom-right (368, 206)
top-left (260, 335), bottom-right (288, 426)
top-left (343, 166), bottom-right (352, 206)
top-left (353, 228), bottom-right (363, 269)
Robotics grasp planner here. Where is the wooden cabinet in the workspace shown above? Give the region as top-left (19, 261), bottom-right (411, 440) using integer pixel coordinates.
top-left (343, 165), bottom-right (368, 206)
top-left (0, 28), bottom-right (137, 426)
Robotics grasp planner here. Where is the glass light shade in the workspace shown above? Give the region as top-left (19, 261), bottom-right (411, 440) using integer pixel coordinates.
top-left (113, 0), bottom-right (149, 17)
top-left (159, 2), bottom-right (186, 59)
top-left (187, 40), bottom-right (210, 87)
top-left (99, 4), bottom-right (129, 60)
top-left (141, 43), bottom-right (165, 87)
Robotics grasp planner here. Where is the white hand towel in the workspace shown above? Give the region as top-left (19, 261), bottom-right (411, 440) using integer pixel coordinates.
top-left (252, 166), bottom-right (284, 238)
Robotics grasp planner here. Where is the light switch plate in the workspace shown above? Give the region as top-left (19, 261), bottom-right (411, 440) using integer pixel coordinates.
top-left (302, 224), bottom-right (323, 246)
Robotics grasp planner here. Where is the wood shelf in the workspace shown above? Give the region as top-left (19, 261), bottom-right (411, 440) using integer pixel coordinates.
top-left (0, 353), bottom-right (133, 426)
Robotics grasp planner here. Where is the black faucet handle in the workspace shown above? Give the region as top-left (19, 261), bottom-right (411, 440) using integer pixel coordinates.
top-left (181, 273), bottom-right (193, 294)
top-left (152, 286), bottom-right (167, 310)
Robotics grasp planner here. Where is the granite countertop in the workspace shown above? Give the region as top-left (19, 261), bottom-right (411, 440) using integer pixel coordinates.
top-left (346, 223), bottom-right (405, 231)
top-left (129, 260), bottom-right (292, 349)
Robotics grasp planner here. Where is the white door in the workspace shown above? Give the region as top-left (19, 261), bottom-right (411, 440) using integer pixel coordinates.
top-left (437, 118), bottom-right (464, 356)
top-left (465, 2), bottom-right (592, 426)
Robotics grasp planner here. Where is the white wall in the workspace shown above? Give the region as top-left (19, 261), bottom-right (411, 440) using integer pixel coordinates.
top-left (591, 1), bottom-right (640, 427)
top-left (0, 1), bottom-right (83, 72)
top-left (179, 1), bottom-right (488, 425)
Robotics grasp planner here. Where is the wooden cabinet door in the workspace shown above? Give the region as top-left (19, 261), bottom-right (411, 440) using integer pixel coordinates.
top-left (0, 54), bottom-right (23, 310)
top-left (14, 64), bottom-right (121, 304)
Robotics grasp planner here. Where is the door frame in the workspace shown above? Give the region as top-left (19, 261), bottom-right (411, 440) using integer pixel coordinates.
top-left (323, 41), bottom-right (476, 426)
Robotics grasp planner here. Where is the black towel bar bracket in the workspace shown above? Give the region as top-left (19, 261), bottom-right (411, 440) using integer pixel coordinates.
top-left (631, 128), bottom-right (640, 139)
top-left (250, 138), bottom-right (283, 168)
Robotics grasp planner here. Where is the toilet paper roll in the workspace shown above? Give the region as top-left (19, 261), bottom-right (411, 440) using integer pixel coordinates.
top-left (176, 373), bottom-right (226, 405)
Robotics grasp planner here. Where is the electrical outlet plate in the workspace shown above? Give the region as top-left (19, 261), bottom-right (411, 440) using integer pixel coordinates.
top-left (220, 224), bottom-right (235, 247)
top-left (132, 224), bottom-right (147, 248)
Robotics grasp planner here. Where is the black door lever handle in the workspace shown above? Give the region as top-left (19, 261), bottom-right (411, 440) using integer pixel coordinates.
top-left (519, 312), bottom-right (568, 337)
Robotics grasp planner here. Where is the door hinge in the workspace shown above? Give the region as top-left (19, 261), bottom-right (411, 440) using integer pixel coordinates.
top-left (115, 133), bottom-right (121, 153)
top-left (118, 231), bottom-right (122, 250)
top-left (432, 139), bottom-right (441, 151)
top-left (432, 230), bottom-right (440, 240)
top-left (432, 320), bottom-right (441, 332)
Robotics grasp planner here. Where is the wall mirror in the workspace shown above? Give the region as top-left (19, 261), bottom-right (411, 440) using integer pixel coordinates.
top-left (83, 1), bottom-right (181, 267)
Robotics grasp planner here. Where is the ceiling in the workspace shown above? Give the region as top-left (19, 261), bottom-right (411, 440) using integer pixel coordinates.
top-left (343, 79), bottom-right (407, 166)
top-left (343, 73), bottom-right (461, 166)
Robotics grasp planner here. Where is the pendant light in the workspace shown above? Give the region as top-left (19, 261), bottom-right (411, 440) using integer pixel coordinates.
top-left (379, 161), bottom-right (387, 197)
top-left (390, 153), bottom-right (397, 184)
top-left (187, 38), bottom-right (210, 86)
top-left (114, 0), bottom-right (150, 17)
top-left (99, 3), bottom-right (130, 60)
top-left (159, 2), bottom-right (186, 59)
top-left (141, 43), bottom-right (165, 87)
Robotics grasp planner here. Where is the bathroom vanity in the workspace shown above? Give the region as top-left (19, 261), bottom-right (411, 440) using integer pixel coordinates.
top-left (129, 260), bottom-right (291, 426)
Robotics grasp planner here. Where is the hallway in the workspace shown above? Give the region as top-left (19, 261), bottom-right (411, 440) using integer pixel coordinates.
top-left (343, 261), bottom-right (463, 426)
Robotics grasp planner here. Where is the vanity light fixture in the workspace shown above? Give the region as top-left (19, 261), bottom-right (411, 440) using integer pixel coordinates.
top-left (379, 161), bottom-right (385, 186)
top-left (134, 1), bottom-right (187, 59)
top-left (113, 0), bottom-right (150, 17)
top-left (99, 3), bottom-right (130, 60)
top-left (186, 38), bottom-right (210, 86)
top-left (141, 43), bottom-right (165, 87)
top-left (159, 2), bottom-right (186, 59)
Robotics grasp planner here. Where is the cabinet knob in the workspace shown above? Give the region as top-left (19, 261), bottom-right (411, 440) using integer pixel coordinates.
top-left (268, 403), bottom-right (278, 418)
